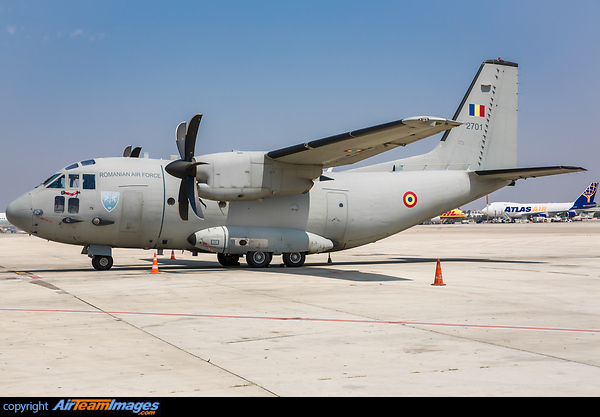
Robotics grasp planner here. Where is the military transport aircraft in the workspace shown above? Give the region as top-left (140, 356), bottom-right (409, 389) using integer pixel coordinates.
top-left (6, 59), bottom-right (585, 270)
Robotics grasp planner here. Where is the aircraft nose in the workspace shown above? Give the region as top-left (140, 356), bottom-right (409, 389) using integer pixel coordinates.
top-left (6, 193), bottom-right (32, 232)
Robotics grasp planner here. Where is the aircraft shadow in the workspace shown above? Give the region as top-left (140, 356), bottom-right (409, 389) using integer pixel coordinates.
top-left (18, 256), bottom-right (543, 284)
top-left (311, 256), bottom-right (543, 267)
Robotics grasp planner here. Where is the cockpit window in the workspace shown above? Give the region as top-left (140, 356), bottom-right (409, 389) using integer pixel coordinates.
top-left (42, 173), bottom-right (61, 187)
top-left (46, 174), bottom-right (65, 189)
top-left (69, 174), bottom-right (80, 188)
top-left (65, 163), bottom-right (79, 170)
top-left (81, 159), bottom-right (95, 166)
top-left (83, 174), bottom-right (95, 190)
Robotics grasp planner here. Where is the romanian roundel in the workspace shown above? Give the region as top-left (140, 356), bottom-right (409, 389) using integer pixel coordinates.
top-left (403, 191), bottom-right (417, 208)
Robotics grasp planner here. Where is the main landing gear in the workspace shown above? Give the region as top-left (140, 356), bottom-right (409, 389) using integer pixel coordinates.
top-left (216, 251), bottom-right (307, 268)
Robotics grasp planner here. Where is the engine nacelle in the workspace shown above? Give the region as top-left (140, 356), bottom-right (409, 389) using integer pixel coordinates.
top-left (194, 151), bottom-right (321, 202)
top-left (188, 226), bottom-right (334, 255)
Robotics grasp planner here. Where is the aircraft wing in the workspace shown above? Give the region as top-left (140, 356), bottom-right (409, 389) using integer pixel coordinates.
top-left (473, 166), bottom-right (586, 181)
top-left (266, 116), bottom-right (461, 168)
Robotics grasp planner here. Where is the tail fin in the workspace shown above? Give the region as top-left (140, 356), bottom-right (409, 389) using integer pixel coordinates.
top-left (391, 59), bottom-right (519, 171)
top-left (571, 182), bottom-right (598, 209)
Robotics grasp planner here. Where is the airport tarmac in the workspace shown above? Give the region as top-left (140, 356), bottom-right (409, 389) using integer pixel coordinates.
top-left (1, 221), bottom-right (599, 397)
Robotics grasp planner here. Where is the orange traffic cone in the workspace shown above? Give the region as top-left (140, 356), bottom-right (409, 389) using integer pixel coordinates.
top-left (170, 250), bottom-right (176, 260)
top-left (150, 253), bottom-right (161, 274)
top-left (432, 259), bottom-right (445, 286)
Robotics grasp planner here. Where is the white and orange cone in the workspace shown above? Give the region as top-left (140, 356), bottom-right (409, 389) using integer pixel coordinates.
top-left (150, 253), bottom-right (161, 274)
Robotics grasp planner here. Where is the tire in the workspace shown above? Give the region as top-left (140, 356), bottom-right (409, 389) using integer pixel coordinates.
top-left (92, 255), bottom-right (113, 271)
top-left (246, 251), bottom-right (272, 268)
top-left (282, 252), bottom-right (306, 267)
top-left (217, 253), bottom-right (241, 267)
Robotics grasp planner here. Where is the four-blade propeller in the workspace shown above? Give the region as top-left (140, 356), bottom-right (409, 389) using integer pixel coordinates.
top-left (165, 114), bottom-right (205, 221)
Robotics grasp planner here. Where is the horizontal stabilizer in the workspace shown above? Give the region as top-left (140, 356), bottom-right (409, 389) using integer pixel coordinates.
top-left (473, 166), bottom-right (586, 181)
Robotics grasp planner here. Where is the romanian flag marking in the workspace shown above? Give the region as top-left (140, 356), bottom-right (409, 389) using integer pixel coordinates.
top-left (469, 104), bottom-right (485, 117)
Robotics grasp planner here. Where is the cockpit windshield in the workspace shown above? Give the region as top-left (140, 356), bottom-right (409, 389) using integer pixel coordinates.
top-left (46, 174), bottom-right (65, 189)
top-left (42, 173), bottom-right (62, 187)
top-left (39, 159), bottom-right (96, 189)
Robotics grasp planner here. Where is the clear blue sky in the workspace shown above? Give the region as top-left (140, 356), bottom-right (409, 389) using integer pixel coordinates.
top-left (2, 0), bottom-right (599, 211)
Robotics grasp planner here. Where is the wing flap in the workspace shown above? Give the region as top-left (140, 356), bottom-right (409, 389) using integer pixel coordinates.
top-left (267, 117), bottom-right (461, 167)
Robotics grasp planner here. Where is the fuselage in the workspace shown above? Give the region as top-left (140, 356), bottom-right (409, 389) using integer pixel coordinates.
top-left (7, 154), bottom-right (508, 254)
top-left (482, 201), bottom-right (575, 219)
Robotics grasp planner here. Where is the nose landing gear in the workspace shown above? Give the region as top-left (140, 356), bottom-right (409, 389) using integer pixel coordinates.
top-left (91, 255), bottom-right (113, 271)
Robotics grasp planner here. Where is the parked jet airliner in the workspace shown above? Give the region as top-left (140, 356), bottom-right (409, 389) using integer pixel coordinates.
top-left (481, 182), bottom-right (597, 219)
top-left (6, 59), bottom-right (585, 270)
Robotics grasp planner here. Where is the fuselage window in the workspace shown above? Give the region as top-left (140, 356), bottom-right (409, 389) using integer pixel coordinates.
top-left (47, 174), bottom-right (65, 189)
top-left (68, 198), bottom-right (79, 214)
top-left (83, 174), bottom-right (96, 190)
top-left (81, 159), bottom-right (96, 166)
top-left (69, 174), bottom-right (80, 188)
top-left (54, 196), bottom-right (65, 213)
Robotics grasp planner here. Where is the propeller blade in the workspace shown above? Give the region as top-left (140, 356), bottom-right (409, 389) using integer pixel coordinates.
top-left (185, 176), bottom-right (204, 220)
top-left (176, 121), bottom-right (186, 160)
top-left (184, 114), bottom-right (202, 161)
top-left (178, 180), bottom-right (189, 221)
top-left (123, 145), bottom-right (132, 157)
top-left (169, 114), bottom-right (205, 221)
top-left (130, 147), bottom-right (142, 158)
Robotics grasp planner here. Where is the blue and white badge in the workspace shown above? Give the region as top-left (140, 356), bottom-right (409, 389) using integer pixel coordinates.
top-left (101, 191), bottom-right (120, 212)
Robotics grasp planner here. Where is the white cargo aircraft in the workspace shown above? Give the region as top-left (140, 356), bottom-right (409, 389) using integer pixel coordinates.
top-left (0, 213), bottom-right (10, 227)
top-left (481, 182), bottom-right (597, 220)
top-left (6, 59), bottom-right (585, 270)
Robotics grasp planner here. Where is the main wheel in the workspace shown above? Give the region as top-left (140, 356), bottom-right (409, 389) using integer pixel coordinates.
top-left (282, 252), bottom-right (306, 267)
top-left (92, 255), bottom-right (113, 271)
top-left (246, 251), bottom-right (272, 268)
top-left (217, 253), bottom-right (241, 267)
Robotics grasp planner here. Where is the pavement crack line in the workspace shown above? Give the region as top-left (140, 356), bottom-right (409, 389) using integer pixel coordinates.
top-left (78, 299), bottom-right (278, 396)
top-left (404, 323), bottom-right (600, 370)
top-left (204, 278), bottom-right (600, 370)
top-left (14, 275), bottom-right (600, 384)
top-left (26, 279), bottom-right (279, 397)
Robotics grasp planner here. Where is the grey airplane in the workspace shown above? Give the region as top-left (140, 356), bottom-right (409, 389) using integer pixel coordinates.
top-left (6, 59), bottom-right (584, 270)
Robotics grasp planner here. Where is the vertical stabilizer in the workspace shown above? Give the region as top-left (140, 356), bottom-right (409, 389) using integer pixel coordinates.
top-left (361, 59), bottom-right (519, 172)
top-left (440, 59), bottom-right (518, 170)
top-left (571, 182), bottom-right (598, 209)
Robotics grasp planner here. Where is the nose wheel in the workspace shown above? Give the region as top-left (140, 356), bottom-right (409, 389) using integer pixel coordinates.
top-left (92, 255), bottom-right (113, 271)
